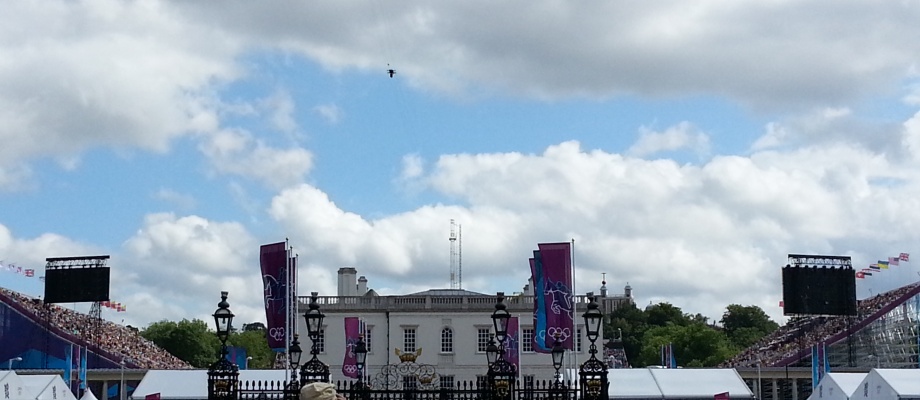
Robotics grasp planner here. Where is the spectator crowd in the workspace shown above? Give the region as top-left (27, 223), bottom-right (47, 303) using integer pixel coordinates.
top-left (1, 287), bottom-right (191, 369)
top-left (722, 282), bottom-right (920, 368)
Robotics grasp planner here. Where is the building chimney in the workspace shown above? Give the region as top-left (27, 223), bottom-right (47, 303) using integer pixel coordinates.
top-left (337, 267), bottom-right (358, 296)
top-left (624, 282), bottom-right (632, 298)
top-left (525, 277), bottom-right (534, 296)
top-left (358, 275), bottom-right (368, 295)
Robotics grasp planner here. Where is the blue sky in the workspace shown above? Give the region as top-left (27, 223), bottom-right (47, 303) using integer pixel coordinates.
top-left (3, 1), bottom-right (920, 328)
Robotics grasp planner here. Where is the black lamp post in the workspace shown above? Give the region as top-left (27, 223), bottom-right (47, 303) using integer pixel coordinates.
top-left (300, 292), bottom-right (330, 385)
top-left (550, 334), bottom-right (566, 400)
top-left (485, 337), bottom-right (499, 366)
top-left (285, 335), bottom-right (303, 400)
top-left (208, 291), bottom-right (239, 400)
top-left (578, 293), bottom-right (608, 400)
top-left (355, 336), bottom-right (367, 384)
top-left (487, 292), bottom-right (516, 400)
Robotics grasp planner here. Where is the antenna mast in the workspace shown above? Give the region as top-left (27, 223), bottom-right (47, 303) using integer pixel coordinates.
top-left (450, 219), bottom-right (459, 289)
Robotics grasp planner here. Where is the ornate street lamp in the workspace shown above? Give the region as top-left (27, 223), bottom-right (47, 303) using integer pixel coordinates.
top-left (285, 335), bottom-right (303, 400)
top-left (485, 337), bottom-right (499, 366)
top-left (355, 335), bottom-right (368, 399)
top-left (491, 292), bottom-right (511, 344)
top-left (208, 291), bottom-right (239, 400)
top-left (487, 292), bottom-right (516, 400)
top-left (578, 293), bottom-right (608, 400)
top-left (300, 292), bottom-right (330, 385)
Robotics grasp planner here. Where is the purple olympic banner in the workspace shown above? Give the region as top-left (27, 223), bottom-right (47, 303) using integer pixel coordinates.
top-left (531, 253), bottom-right (550, 353)
top-left (342, 317), bottom-right (360, 378)
top-left (537, 242), bottom-right (574, 350)
top-left (260, 241), bottom-right (288, 351)
top-left (505, 316), bottom-right (520, 370)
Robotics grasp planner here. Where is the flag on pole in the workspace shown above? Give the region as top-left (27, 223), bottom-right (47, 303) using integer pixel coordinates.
top-left (260, 241), bottom-right (288, 352)
top-left (530, 254), bottom-right (549, 354)
top-left (536, 242), bottom-right (574, 351)
top-left (900, 253), bottom-right (910, 262)
top-left (505, 316), bottom-right (520, 371)
top-left (342, 317), bottom-right (360, 378)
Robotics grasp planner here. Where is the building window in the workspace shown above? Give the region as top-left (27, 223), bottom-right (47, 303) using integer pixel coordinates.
top-left (441, 327), bottom-right (453, 353)
top-left (576, 327), bottom-right (582, 352)
top-left (317, 329), bottom-right (326, 353)
top-left (439, 375), bottom-right (455, 389)
top-left (365, 326), bottom-right (373, 353)
top-left (522, 328), bottom-right (534, 353)
top-left (404, 328), bottom-right (417, 352)
top-left (477, 328), bottom-right (491, 352)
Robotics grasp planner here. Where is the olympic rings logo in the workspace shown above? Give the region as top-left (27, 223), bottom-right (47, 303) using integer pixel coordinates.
top-left (269, 327), bottom-right (286, 341)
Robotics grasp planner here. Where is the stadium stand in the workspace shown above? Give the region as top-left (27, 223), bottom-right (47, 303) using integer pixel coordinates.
top-left (1, 287), bottom-right (190, 369)
top-left (722, 282), bottom-right (920, 369)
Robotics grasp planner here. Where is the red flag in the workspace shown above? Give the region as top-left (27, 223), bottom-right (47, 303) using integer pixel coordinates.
top-left (901, 253), bottom-right (910, 261)
top-left (714, 392), bottom-right (730, 400)
top-left (856, 271), bottom-right (865, 279)
top-left (24, 269), bottom-right (34, 277)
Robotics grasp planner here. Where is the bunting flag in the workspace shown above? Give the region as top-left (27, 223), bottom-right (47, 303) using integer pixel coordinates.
top-left (888, 257), bottom-right (899, 266)
top-left (878, 261), bottom-right (889, 269)
top-left (504, 316), bottom-right (520, 371)
top-left (534, 242), bottom-right (574, 351)
top-left (260, 241), bottom-right (289, 352)
top-left (0, 261), bottom-right (41, 278)
top-left (870, 264), bottom-right (881, 270)
top-left (901, 253), bottom-right (910, 262)
top-left (863, 271), bottom-right (873, 276)
top-left (24, 269), bottom-right (34, 277)
top-left (856, 271), bottom-right (865, 279)
top-left (342, 317), bottom-right (360, 378)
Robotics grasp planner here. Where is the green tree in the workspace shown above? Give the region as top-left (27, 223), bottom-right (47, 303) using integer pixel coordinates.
top-left (719, 304), bottom-right (778, 349)
top-left (141, 319), bottom-right (220, 368)
top-left (645, 302), bottom-right (689, 327)
top-left (228, 329), bottom-right (273, 369)
top-left (639, 323), bottom-right (734, 367)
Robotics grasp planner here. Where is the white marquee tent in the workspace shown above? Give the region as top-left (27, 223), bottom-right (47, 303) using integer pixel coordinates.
top-left (19, 375), bottom-right (78, 400)
top-left (608, 368), bottom-right (754, 399)
top-left (0, 371), bottom-right (32, 400)
top-left (808, 372), bottom-right (866, 400)
top-left (131, 370), bottom-right (288, 400)
top-left (848, 369), bottom-right (920, 399)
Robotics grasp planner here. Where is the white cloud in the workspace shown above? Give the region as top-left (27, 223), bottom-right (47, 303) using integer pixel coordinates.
top-left (198, 129), bottom-right (313, 189)
top-left (154, 188), bottom-right (197, 210)
top-left (313, 104), bottom-right (344, 125)
top-left (627, 122), bottom-right (710, 158)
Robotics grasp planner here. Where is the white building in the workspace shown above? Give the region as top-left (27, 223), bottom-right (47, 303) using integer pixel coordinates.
top-left (293, 268), bottom-right (634, 386)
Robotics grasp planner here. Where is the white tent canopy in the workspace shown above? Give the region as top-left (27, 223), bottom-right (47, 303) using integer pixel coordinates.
top-left (131, 370), bottom-right (289, 400)
top-left (0, 371), bottom-right (33, 400)
top-left (608, 368), bottom-right (754, 399)
top-left (20, 375), bottom-right (78, 400)
top-left (79, 389), bottom-right (97, 400)
top-left (808, 372), bottom-right (866, 400)
top-left (849, 369), bottom-right (920, 399)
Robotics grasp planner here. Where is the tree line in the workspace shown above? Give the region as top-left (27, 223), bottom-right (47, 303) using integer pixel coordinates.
top-left (140, 302), bottom-right (778, 368)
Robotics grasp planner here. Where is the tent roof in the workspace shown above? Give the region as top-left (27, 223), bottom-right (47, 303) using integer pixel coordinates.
top-left (132, 370), bottom-right (289, 400)
top-left (875, 369), bottom-right (920, 395)
top-left (827, 372), bottom-right (867, 396)
top-left (0, 371), bottom-right (35, 400)
top-left (608, 368), bottom-right (753, 399)
top-left (80, 389), bottom-right (99, 400)
top-left (20, 375), bottom-right (78, 400)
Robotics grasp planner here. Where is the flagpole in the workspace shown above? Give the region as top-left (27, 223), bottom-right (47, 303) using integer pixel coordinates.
top-left (285, 238), bottom-right (291, 379)
top-left (570, 238), bottom-right (577, 383)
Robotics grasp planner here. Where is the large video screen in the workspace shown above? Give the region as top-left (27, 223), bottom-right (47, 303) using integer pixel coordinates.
top-left (782, 265), bottom-right (856, 316)
top-left (43, 267), bottom-right (111, 304)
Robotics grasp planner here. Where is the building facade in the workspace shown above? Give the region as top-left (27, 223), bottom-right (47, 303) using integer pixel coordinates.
top-left (293, 268), bottom-right (634, 385)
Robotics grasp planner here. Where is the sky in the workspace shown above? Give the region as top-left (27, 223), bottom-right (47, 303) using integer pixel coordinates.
top-left (3, 1), bottom-right (920, 330)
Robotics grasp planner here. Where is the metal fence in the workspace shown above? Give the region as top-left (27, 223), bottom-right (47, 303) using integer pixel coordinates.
top-left (238, 380), bottom-right (578, 400)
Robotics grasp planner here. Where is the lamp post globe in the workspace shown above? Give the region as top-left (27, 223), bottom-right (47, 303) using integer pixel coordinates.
top-left (551, 334), bottom-right (565, 373)
top-left (355, 337), bottom-right (368, 372)
top-left (582, 293), bottom-right (603, 342)
top-left (289, 335), bottom-right (303, 369)
top-left (304, 292), bottom-right (325, 343)
top-left (485, 337), bottom-right (499, 366)
top-left (491, 292), bottom-right (511, 344)
top-left (213, 291), bottom-right (234, 344)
